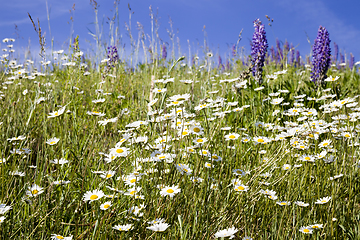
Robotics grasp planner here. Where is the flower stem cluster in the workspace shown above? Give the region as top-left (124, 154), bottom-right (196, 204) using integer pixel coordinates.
top-left (251, 19), bottom-right (268, 84)
top-left (311, 26), bottom-right (331, 84)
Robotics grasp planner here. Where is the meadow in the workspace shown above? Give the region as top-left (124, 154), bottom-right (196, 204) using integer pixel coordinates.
top-left (0, 14), bottom-right (360, 240)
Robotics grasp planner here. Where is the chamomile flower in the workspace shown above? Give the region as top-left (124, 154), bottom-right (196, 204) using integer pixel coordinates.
top-left (310, 224), bottom-right (324, 229)
top-left (46, 137), bottom-right (60, 145)
top-left (299, 226), bottom-right (313, 234)
top-left (26, 184), bottom-right (44, 197)
top-left (160, 185), bottom-right (181, 198)
top-left (315, 196), bottom-right (331, 204)
top-left (294, 201), bottom-right (309, 207)
top-left (224, 133), bottom-right (240, 140)
top-left (83, 189), bottom-right (105, 202)
top-left (282, 164), bottom-right (291, 170)
top-left (147, 222), bottom-right (170, 232)
top-left (50, 158), bottom-right (68, 164)
top-left (113, 224), bottom-right (133, 231)
top-left (0, 216), bottom-right (5, 224)
top-left (232, 169), bottom-right (246, 176)
top-left (50, 234), bottom-right (73, 240)
top-left (99, 170), bottom-right (116, 179)
top-left (100, 201), bottom-right (112, 210)
top-left (214, 227), bottom-right (238, 238)
top-left (48, 106), bottom-right (66, 118)
top-left (234, 184), bottom-right (249, 192)
top-left (318, 139), bottom-right (332, 148)
top-left (7, 135), bottom-right (26, 142)
top-left (276, 201), bottom-right (291, 206)
top-left (193, 137), bottom-right (207, 144)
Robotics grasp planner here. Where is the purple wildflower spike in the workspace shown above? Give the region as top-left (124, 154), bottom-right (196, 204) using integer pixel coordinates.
top-left (349, 53), bottom-right (355, 69)
top-left (107, 46), bottom-right (119, 68)
top-left (162, 44), bottom-right (167, 60)
top-left (311, 26), bottom-right (331, 84)
top-left (251, 19), bottom-right (268, 84)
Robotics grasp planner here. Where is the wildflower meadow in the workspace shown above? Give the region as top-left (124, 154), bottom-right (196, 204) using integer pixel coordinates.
top-left (1, 6), bottom-right (360, 240)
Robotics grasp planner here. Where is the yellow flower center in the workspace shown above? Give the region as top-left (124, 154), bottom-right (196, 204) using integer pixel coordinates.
top-left (32, 189), bottom-right (39, 195)
top-left (54, 112), bottom-right (59, 116)
top-left (237, 186), bottom-right (245, 191)
top-left (257, 139), bottom-right (264, 143)
top-left (344, 134), bottom-right (350, 138)
top-left (305, 157), bottom-right (310, 160)
top-left (172, 101), bottom-right (179, 104)
top-left (303, 229), bottom-right (309, 233)
top-left (280, 202), bottom-right (287, 205)
top-left (197, 139), bottom-right (203, 143)
top-left (193, 128), bottom-right (200, 132)
top-left (323, 143), bottom-right (328, 146)
top-left (130, 179), bottom-right (136, 183)
top-left (229, 135), bottom-right (236, 139)
top-left (90, 195), bottom-right (98, 200)
top-left (166, 189), bottom-right (174, 193)
top-left (129, 191), bottom-right (136, 195)
top-left (106, 174), bottom-right (112, 178)
top-left (50, 141), bottom-right (56, 145)
top-left (116, 149), bottom-right (124, 153)
top-left (103, 204), bottom-right (110, 209)
top-left (182, 131), bottom-right (188, 135)
top-left (56, 236), bottom-right (64, 239)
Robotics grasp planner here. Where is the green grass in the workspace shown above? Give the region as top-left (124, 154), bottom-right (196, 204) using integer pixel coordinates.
top-left (0, 48), bottom-right (360, 240)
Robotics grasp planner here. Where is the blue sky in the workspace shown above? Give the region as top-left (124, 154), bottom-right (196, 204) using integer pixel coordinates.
top-left (1, 0), bottom-right (359, 63)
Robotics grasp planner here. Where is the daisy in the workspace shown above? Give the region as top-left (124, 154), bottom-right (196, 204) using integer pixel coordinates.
top-left (48, 106), bottom-right (66, 118)
top-left (310, 224), bottom-right (324, 229)
top-left (0, 216), bottom-right (6, 224)
top-left (204, 162), bottom-right (214, 168)
top-left (253, 136), bottom-right (270, 144)
top-left (26, 184), bottom-right (44, 197)
top-left (99, 170), bottom-right (116, 179)
top-left (109, 146), bottom-right (129, 157)
top-left (147, 218), bottom-right (165, 225)
top-left (214, 227), bottom-right (238, 239)
top-left (193, 137), bottom-right (207, 144)
top-left (234, 184), bottom-right (249, 192)
top-left (7, 135), bottom-right (26, 142)
top-left (46, 137), bottom-right (60, 145)
top-left (50, 158), bottom-right (68, 164)
top-left (233, 169), bottom-right (246, 176)
top-left (50, 234), bottom-right (73, 240)
top-left (147, 222), bottom-right (170, 232)
top-left (242, 237), bottom-right (253, 240)
top-left (160, 185), bottom-right (181, 198)
top-left (112, 224), bottom-right (132, 231)
top-left (270, 97), bottom-right (284, 105)
top-left (92, 98), bottom-right (106, 103)
top-left (175, 164), bottom-right (192, 175)
top-left (315, 196), bottom-right (331, 204)
top-left (190, 125), bottom-right (204, 135)
top-left (282, 164), bottom-right (291, 170)
top-left (83, 189), bottom-right (105, 202)
top-left (299, 226), bottom-right (313, 234)
top-left (318, 139), bottom-right (332, 148)
top-left (276, 201), bottom-right (291, 206)
top-left (294, 201), bottom-right (309, 207)
top-left (224, 133), bottom-right (240, 140)
top-left (100, 201), bottom-right (112, 210)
